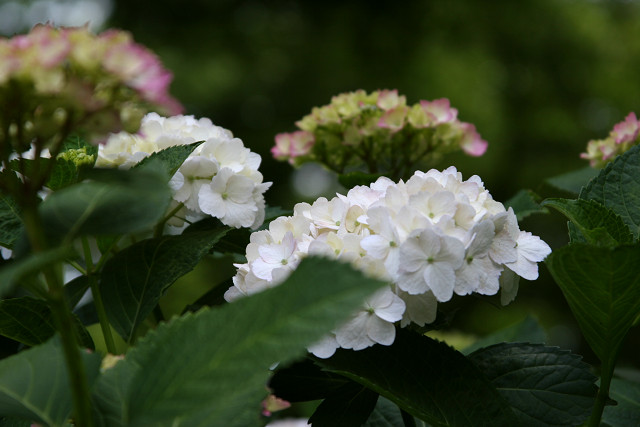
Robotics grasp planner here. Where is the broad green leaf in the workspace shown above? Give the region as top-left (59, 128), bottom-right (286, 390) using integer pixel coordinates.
top-left (543, 198), bottom-right (633, 247)
top-left (0, 296), bottom-right (94, 349)
top-left (309, 382), bottom-right (378, 427)
top-left (0, 335), bottom-right (101, 426)
top-left (462, 315), bottom-right (547, 355)
top-left (546, 166), bottom-right (599, 195)
top-left (132, 141), bottom-right (203, 177)
top-left (316, 328), bottom-right (518, 426)
top-left (363, 396), bottom-right (408, 427)
top-left (0, 195), bottom-right (22, 249)
top-left (580, 144), bottom-right (640, 239)
top-left (546, 244), bottom-right (640, 372)
top-left (100, 225), bottom-right (230, 342)
top-left (602, 378), bottom-right (640, 427)
top-left (505, 189), bottom-right (548, 221)
top-left (0, 246), bottom-right (74, 295)
top-left (93, 257), bottom-right (386, 427)
top-left (39, 167), bottom-right (170, 241)
top-left (468, 343), bottom-right (597, 426)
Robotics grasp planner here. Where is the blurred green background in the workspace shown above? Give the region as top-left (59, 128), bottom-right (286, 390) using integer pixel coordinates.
top-left (3, 0), bottom-right (639, 368)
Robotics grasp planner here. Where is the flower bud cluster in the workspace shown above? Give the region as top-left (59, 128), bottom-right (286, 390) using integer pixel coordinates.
top-left (227, 167), bottom-right (551, 358)
top-left (581, 112), bottom-right (640, 167)
top-left (0, 24), bottom-right (182, 155)
top-left (272, 90), bottom-right (488, 179)
top-left (97, 113), bottom-right (271, 229)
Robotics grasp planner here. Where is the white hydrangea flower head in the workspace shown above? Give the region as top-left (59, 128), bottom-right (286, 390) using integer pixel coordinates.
top-left (96, 113), bottom-right (271, 230)
top-left (227, 167), bottom-right (551, 358)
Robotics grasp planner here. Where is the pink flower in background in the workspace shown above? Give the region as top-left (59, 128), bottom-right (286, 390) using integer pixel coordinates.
top-left (420, 98), bottom-right (458, 125)
top-left (459, 122), bottom-right (488, 156)
top-left (272, 131), bottom-right (315, 163)
top-left (612, 112), bottom-right (639, 144)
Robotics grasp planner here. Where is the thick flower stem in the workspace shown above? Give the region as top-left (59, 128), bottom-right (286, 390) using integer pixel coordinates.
top-left (22, 203), bottom-right (95, 427)
top-left (586, 360), bottom-right (615, 427)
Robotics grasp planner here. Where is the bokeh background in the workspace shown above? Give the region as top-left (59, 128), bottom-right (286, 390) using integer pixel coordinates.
top-left (3, 0), bottom-right (639, 369)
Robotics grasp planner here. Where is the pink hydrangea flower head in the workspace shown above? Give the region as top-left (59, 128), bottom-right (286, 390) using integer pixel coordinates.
top-left (612, 112), bottom-right (639, 144)
top-left (420, 98), bottom-right (458, 125)
top-left (459, 123), bottom-right (488, 156)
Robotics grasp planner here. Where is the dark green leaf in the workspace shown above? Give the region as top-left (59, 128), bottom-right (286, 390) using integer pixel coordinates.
top-left (0, 296), bottom-right (94, 349)
top-left (462, 315), bottom-right (547, 355)
top-left (309, 382), bottom-right (379, 427)
top-left (602, 378), bottom-right (640, 427)
top-left (93, 257), bottom-right (387, 427)
top-left (546, 167), bottom-right (599, 195)
top-left (181, 277), bottom-right (232, 313)
top-left (543, 198), bottom-right (633, 247)
top-left (0, 335), bottom-right (101, 426)
top-left (39, 167), bottom-right (171, 241)
top-left (317, 329), bottom-right (518, 426)
top-left (100, 225), bottom-right (230, 342)
top-left (0, 417), bottom-right (32, 427)
top-left (0, 246), bottom-right (74, 296)
top-left (469, 343), bottom-right (597, 426)
top-left (364, 396), bottom-right (407, 427)
top-left (269, 358), bottom-right (350, 402)
top-left (132, 141), bottom-right (203, 177)
top-left (546, 244), bottom-right (640, 371)
top-left (505, 189), bottom-right (548, 221)
top-left (0, 194), bottom-right (22, 249)
top-left (580, 144), bottom-right (640, 239)
top-left (338, 171), bottom-right (384, 189)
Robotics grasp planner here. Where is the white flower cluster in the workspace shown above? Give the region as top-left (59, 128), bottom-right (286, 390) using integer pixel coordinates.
top-left (97, 113), bottom-right (271, 229)
top-left (227, 167), bottom-right (551, 358)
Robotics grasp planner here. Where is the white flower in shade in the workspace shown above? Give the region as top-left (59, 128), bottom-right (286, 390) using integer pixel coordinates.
top-left (397, 227), bottom-right (465, 301)
top-left (334, 288), bottom-right (405, 351)
top-left (226, 166), bottom-right (551, 355)
top-left (199, 168), bottom-right (260, 228)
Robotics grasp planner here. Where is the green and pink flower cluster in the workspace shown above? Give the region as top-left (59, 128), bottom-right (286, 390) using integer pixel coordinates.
top-left (272, 89), bottom-right (487, 179)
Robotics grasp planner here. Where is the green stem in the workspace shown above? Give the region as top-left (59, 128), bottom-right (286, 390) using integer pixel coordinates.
top-left (89, 274), bottom-right (118, 354)
top-left (586, 359), bottom-right (615, 427)
top-left (82, 237), bottom-right (118, 355)
top-left (22, 205), bottom-right (95, 427)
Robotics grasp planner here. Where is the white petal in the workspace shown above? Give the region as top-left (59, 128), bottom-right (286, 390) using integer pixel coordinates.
top-left (424, 263), bottom-right (455, 302)
top-left (371, 290), bottom-right (405, 323)
top-left (336, 312), bottom-right (374, 350)
top-left (506, 256), bottom-right (539, 281)
top-left (360, 235), bottom-right (390, 259)
top-left (517, 232), bottom-right (552, 262)
top-left (500, 269), bottom-right (520, 305)
top-left (400, 290), bottom-right (437, 327)
top-left (366, 316), bottom-right (396, 346)
top-left (398, 269), bottom-right (428, 295)
top-left (198, 185), bottom-right (225, 217)
top-left (308, 334), bottom-right (339, 359)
